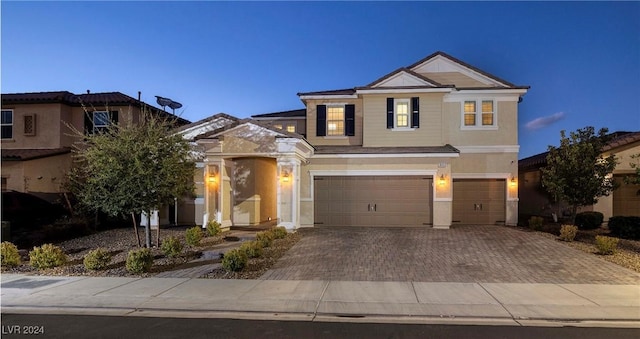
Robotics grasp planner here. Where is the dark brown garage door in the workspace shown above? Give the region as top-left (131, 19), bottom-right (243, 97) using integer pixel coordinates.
top-left (452, 179), bottom-right (506, 225)
top-left (314, 176), bottom-right (432, 227)
top-left (613, 175), bottom-right (640, 217)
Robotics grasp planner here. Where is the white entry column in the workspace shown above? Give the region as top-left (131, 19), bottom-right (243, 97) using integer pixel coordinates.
top-left (276, 157), bottom-right (301, 230)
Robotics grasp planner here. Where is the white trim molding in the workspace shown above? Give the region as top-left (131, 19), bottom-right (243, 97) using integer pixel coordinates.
top-left (312, 153), bottom-right (459, 159)
top-left (356, 88), bottom-right (452, 95)
top-left (299, 94), bottom-right (358, 100)
top-left (454, 145), bottom-right (520, 153)
top-left (452, 173), bottom-right (511, 179)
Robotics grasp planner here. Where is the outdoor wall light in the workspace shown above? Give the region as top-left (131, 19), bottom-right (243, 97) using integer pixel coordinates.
top-left (510, 176), bottom-right (517, 187)
top-left (438, 174), bottom-right (446, 186)
top-left (208, 175), bottom-right (217, 184)
top-left (282, 171), bottom-right (290, 183)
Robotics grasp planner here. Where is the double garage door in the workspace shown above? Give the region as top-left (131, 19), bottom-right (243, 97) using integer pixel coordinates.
top-left (314, 176), bottom-right (432, 227)
top-left (314, 176), bottom-right (506, 227)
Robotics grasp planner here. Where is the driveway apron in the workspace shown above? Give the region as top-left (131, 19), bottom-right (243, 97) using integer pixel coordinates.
top-left (261, 225), bottom-right (640, 284)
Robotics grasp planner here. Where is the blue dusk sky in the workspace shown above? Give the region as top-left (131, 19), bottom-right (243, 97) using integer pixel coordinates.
top-left (2, 1), bottom-right (639, 158)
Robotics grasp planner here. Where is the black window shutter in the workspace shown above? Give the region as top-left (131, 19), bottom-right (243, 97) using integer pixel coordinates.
top-left (316, 105), bottom-right (326, 136)
top-left (345, 104), bottom-right (355, 136)
top-left (386, 98), bottom-right (394, 129)
top-left (411, 97), bottom-right (420, 128)
top-left (84, 112), bottom-right (93, 134)
top-left (110, 111), bottom-right (119, 125)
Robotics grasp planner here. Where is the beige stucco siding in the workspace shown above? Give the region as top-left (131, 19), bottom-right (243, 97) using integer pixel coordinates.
top-left (443, 101), bottom-right (518, 146)
top-left (1, 103), bottom-right (65, 149)
top-left (2, 153), bottom-right (71, 193)
top-left (305, 99), bottom-right (363, 146)
top-left (232, 157), bottom-right (276, 225)
top-left (362, 93), bottom-right (444, 147)
top-left (421, 72), bottom-right (490, 88)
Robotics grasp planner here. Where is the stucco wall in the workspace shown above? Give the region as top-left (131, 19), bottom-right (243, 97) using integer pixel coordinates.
top-left (304, 98), bottom-right (363, 146)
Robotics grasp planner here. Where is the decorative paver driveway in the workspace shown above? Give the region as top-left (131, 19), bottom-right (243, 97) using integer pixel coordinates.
top-left (261, 226), bottom-right (640, 284)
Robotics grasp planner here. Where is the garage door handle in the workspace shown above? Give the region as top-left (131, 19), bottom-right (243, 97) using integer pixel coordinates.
top-left (374, 204), bottom-right (377, 212)
top-left (368, 204), bottom-right (371, 211)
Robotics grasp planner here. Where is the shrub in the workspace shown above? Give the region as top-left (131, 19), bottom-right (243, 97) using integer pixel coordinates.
top-left (575, 211), bottom-right (604, 230)
top-left (608, 216), bottom-right (640, 240)
top-left (185, 226), bottom-right (204, 246)
top-left (125, 248), bottom-right (153, 273)
top-left (256, 231), bottom-right (274, 248)
top-left (161, 236), bottom-right (183, 258)
top-left (83, 248), bottom-right (112, 270)
top-left (595, 235), bottom-right (618, 255)
top-left (206, 220), bottom-right (222, 237)
top-left (1, 241), bottom-right (21, 268)
top-left (29, 244), bottom-right (67, 270)
top-left (221, 248), bottom-right (248, 272)
top-left (239, 240), bottom-right (263, 258)
top-left (558, 224), bottom-right (578, 242)
top-left (270, 226), bottom-right (288, 240)
top-left (528, 216), bottom-right (544, 231)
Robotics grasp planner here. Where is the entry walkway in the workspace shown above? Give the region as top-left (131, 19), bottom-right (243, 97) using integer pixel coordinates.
top-left (1, 274), bottom-right (639, 326)
top-left (261, 226), bottom-right (640, 283)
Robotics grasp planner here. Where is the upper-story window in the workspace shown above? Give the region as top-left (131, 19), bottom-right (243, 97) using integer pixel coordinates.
top-left (286, 124), bottom-right (296, 133)
top-left (386, 97), bottom-right (419, 129)
top-left (85, 111), bottom-right (118, 134)
top-left (462, 100), bottom-right (496, 129)
top-left (316, 104), bottom-right (355, 137)
top-left (1, 110), bottom-right (13, 139)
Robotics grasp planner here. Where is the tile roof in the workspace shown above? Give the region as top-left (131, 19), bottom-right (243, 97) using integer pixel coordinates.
top-left (2, 91), bottom-right (190, 125)
top-left (314, 145), bottom-right (459, 155)
top-left (363, 67), bottom-right (446, 88)
top-left (252, 109), bottom-right (306, 119)
top-left (1, 148), bottom-right (72, 161)
top-left (296, 88), bottom-right (356, 96)
top-left (519, 131), bottom-right (640, 169)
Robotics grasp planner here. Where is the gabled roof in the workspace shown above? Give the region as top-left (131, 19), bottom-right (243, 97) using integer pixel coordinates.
top-left (252, 109), bottom-right (306, 119)
top-left (364, 68), bottom-right (445, 88)
top-left (298, 51), bottom-right (529, 99)
top-left (175, 113), bottom-right (239, 140)
top-left (195, 118), bottom-right (306, 141)
top-left (407, 51), bottom-right (522, 89)
top-left (519, 131), bottom-right (640, 169)
top-left (2, 91), bottom-right (190, 125)
top-left (1, 148), bottom-right (72, 161)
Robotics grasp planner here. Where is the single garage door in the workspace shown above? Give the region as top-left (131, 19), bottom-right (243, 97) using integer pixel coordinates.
top-left (314, 176), bottom-right (432, 227)
top-left (452, 179), bottom-right (506, 225)
top-left (613, 175), bottom-right (640, 217)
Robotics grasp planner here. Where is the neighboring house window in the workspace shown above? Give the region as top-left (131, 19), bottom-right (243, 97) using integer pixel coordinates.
top-left (316, 104), bottom-right (355, 137)
top-left (274, 124), bottom-right (283, 130)
top-left (1, 109), bottom-right (13, 139)
top-left (24, 114), bottom-right (36, 136)
top-left (85, 111), bottom-right (118, 134)
top-left (386, 97), bottom-right (419, 129)
top-left (286, 124), bottom-right (296, 133)
top-left (462, 100), bottom-right (496, 128)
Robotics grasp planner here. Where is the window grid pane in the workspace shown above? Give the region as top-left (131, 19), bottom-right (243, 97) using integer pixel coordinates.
top-left (482, 101), bottom-right (493, 113)
top-left (286, 125), bottom-right (296, 133)
top-left (396, 102), bottom-right (409, 127)
top-left (327, 106), bottom-right (345, 135)
top-left (482, 101), bottom-right (494, 125)
top-left (1, 110), bottom-right (13, 139)
top-left (464, 114), bottom-right (476, 126)
top-left (482, 113), bottom-right (493, 125)
top-left (464, 101), bottom-right (476, 113)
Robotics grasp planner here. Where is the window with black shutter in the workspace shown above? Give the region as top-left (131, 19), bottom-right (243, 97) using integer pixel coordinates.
top-left (345, 104), bottom-right (355, 136)
top-left (386, 98), bottom-right (394, 129)
top-left (316, 105), bottom-right (326, 136)
top-left (411, 97), bottom-right (420, 128)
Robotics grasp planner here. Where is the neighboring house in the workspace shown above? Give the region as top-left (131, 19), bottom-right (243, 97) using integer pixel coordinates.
top-left (1, 91), bottom-right (190, 223)
top-left (177, 51), bottom-right (529, 230)
top-left (519, 131), bottom-right (640, 222)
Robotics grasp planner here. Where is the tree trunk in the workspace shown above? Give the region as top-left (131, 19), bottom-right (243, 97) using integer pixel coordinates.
top-left (131, 212), bottom-right (141, 248)
top-left (570, 205), bottom-right (578, 225)
top-left (145, 214), bottom-right (151, 248)
top-left (156, 225), bottom-right (160, 248)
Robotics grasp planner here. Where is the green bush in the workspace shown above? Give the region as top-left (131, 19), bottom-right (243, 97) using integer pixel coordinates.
top-left (125, 248), bottom-right (153, 273)
top-left (185, 226), bottom-right (204, 246)
top-left (256, 231), bottom-right (274, 248)
top-left (221, 248), bottom-right (248, 272)
top-left (29, 244), bottom-right (67, 270)
top-left (239, 240), bottom-right (263, 258)
top-left (595, 235), bottom-right (618, 255)
top-left (270, 226), bottom-right (288, 240)
top-left (608, 216), bottom-right (640, 240)
top-left (575, 211), bottom-right (604, 230)
top-left (528, 216), bottom-right (544, 231)
top-left (1, 241), bottom-right (21, 268)
top-left (206, 220), bottom-right (222, 237)
top-left (83, 248), bottom-right (112, 270)
top-left (558, 224), bottom-right (578, 242)
top-left (161, 236), bottom-right (183, 258)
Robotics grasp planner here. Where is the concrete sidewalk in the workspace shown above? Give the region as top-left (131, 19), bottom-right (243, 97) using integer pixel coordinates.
top-left (1, 274), bottom-right (639, 328)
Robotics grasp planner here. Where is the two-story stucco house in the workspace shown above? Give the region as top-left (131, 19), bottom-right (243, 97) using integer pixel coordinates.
top-left (178, 51), bottom-right (529, 230)
top-left (1, 91), bottom-right (189, 222)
